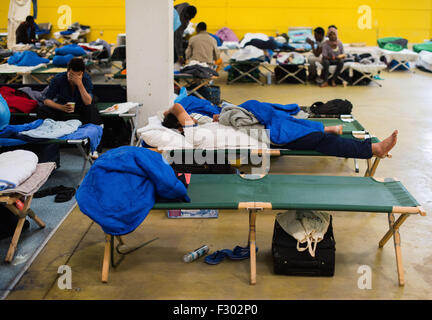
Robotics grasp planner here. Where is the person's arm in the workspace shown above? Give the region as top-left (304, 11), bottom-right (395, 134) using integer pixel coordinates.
top-left (69, 73), bottom-right (93, 106)
top-left (185, 40), bottom-right (192, 61)
top-left (43, 98), bottom-right (74, 113)
top-left (166, 103), bottom-right (195, 126)
top-left (213, 39), bottom-right (220, 61)
top-left (43, 78), bottom-right (73, 112)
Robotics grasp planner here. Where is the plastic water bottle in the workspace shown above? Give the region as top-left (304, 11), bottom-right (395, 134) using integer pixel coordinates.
top-left (183, 245), bottom-right (209, 263)
top-left (267, 72), bottom-right (272, 85)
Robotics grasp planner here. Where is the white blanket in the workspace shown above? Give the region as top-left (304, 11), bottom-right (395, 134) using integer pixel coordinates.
top-left (19, 119), bottom-right (82, 139)
top-left (231, 45), bottom-right (265, 62)
top-left (380, 48), bottom-right (419, 62)
top-left (0, 150), bottom-right (38, 191)
top-left (417, 50), bottom-right (432, 72)
top-left (0, 63), bottom-right (47, 74)
top-left (239, 33), bottom-right (269, 47)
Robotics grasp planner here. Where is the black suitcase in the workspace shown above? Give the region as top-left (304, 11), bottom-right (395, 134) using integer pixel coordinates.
top-left (272, 215), bottom-right (336, 277)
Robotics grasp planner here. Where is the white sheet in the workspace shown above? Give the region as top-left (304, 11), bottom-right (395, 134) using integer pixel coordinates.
top-left (380, 48), bottom-right (419, 62)
top-left (230, 45), bottom-right (265, 62)
top-left (239, 33), bottom-right (269, 48)
top-left (417, 50), bottom-right (432, 72)
top-left (0, 150), bottom-right (38, 191)
top-left (0, 63), bottom-right (47, 74)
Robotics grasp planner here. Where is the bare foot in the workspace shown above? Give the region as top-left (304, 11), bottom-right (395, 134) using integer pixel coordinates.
top-left (372, 130), bottom-right (398, 158)
top-left (331, 80), bottom-right (337, 87)
top-left (320, 82), bottom-right (328, 88)
top-left (324, 125), bottom-right (343, 135)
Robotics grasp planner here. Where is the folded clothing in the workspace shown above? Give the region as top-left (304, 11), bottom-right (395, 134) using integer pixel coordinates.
top-left (0, 150), bottom-right (38, 191)
top-left (7, 51), bottom-right (49, 67)
top-left (18, 119), bottom-right (82, 140)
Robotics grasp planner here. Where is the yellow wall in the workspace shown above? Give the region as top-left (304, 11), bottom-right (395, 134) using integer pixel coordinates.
top-left (1, 0), bottom-right (431, 45)
top-left (0, 0), bottom-right (125, 44)
top-left (185, 0), bottom-right (432, 45)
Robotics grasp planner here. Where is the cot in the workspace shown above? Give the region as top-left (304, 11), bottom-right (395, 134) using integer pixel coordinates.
top-left (273, 53), bottom-right (309, 84)
top-left (174, 73), bottom-right (218, 100)
top-left (1, 137), bottom-right (93, 186)
top-left (139, 115), bottom-right (382, 176)
top-left (0, 162), bottom-right (56, 262)
top-left (316, 61), bottom-right (386, 87)
top-left (100, 173), bottom-right (425, 286)
top-left (379, 49), bottom-right (419, 72)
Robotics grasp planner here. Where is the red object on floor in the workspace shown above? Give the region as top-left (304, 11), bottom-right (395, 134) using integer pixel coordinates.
top-left (0, 86), bottom-right (38, 113)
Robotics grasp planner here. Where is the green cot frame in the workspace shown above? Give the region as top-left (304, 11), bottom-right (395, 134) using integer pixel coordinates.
top-left (142, 115), bottom-right (383, 177)
top-left (101, 174), bottom-right (426, 287)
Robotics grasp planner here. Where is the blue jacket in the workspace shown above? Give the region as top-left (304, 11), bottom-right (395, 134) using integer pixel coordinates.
top-left (76, 147), bottom-right (190, 235)
top-left (238, 100), bottom-right (324, 144)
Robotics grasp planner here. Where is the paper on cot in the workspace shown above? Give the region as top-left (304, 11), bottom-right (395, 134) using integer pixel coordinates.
top-left (0, 150), bottom-right (38, 191)
top-left (99, 102), bottom-right (139, 114)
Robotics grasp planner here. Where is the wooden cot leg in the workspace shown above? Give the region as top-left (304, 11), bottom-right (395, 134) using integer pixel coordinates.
top-left (248, 210), bottom-right (257, 285)
top-left (378, 214), bottom-right (409, 248)
top-left (101, 234), bottom-right (112, 283)
top-left (379, 213), bottom-right (407, 286)
top-left (366, 157), bottom-right (381, 177)
top-left (5, 218), bottom-right (26, 263)
top-left (26, 209), bottom-right (46, 228)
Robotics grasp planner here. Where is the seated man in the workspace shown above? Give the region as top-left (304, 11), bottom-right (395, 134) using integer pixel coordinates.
top-left (38, 57), bottom-right (102, 125)
top-left (15, 16), bottom-right (36, 45)
top-left (306, 27), bottom-right (326, 81)
top-left (320, 26), bottom-right (346, 87)
top-left (162, 102), bottom-right (397, 160)
top-left (185, 22), bottom-right (220, 65)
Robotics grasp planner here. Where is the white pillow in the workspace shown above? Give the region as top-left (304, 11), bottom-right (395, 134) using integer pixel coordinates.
top-left (137, 116), bottom-right (193, 150)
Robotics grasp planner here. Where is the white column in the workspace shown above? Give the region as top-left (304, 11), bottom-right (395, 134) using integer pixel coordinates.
top-left (126, 0), bottom-right (173, 128)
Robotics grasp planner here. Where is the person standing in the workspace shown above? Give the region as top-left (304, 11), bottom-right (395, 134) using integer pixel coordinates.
top-left (174, 2), bottom-right (197, 65)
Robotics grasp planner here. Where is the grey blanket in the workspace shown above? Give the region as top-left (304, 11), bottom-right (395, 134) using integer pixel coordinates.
top-left (218, 103), bottom-right (270, 145)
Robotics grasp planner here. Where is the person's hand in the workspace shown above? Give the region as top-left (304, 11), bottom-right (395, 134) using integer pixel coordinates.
top-left (63, 103), bottom-right (75, 113)
top-left (178, 56), bottom-right (185, 65)
top-left (68, 72), bottom-right (83, 86)
top-left (305, 38), bottom-right (314, 46)
top-left (213, 114), bottom-right (219, 122)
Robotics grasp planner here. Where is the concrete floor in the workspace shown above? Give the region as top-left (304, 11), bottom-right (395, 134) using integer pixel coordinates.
top-left (7, 68), bottom-right (432, 300)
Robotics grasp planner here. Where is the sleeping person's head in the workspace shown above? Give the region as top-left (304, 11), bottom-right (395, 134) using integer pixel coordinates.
top-left (162, 113), bottom-right (182, 130)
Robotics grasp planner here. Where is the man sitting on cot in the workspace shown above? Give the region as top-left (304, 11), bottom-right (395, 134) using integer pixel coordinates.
top-left (185, 22), bottom-right (220, 66)
top-left (161, 102), bottom-right (398, 159)
top-left (38, 57), bottom-right (102, 126)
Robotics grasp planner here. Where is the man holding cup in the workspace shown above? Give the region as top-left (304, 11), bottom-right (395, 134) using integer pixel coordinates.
top-left (38, 57), bottom-right (102, 125)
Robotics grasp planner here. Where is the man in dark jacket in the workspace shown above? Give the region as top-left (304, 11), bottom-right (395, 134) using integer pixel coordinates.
top-left (15, 16), bottom-right (36, 45)
top-left (174, 3), bottom-right (197, 65)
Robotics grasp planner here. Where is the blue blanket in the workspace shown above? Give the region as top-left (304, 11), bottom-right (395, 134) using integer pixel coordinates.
top-left (238, 100), bottom-right (323, 144)
top-left (0, 120), bottom-right (102, 152)
top-left (8, 51), bottom-right (49, 67)
top-left (178, 95), bottom-right (221, 117)
top-left (76, 147), bottom-right (190, 235)
top-left (55, 44), bottom-right (86, 57)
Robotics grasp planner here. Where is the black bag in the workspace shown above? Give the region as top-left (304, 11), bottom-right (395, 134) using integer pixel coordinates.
top-left (186, 84), bottom-right (221, 106)
top-left (272, 215), bottom-right (336, 277)
top-left (100, 117), bottom-right (132, 148)
top-left (310, 99), bottom-right (353, 115)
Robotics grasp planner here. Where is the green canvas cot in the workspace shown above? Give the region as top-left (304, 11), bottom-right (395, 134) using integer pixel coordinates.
top-left (100, 173), bottom-right (426, 286)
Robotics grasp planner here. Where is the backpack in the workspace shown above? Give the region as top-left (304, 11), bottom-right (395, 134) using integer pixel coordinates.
top-left (310, 99), bottom-right (353, 115)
